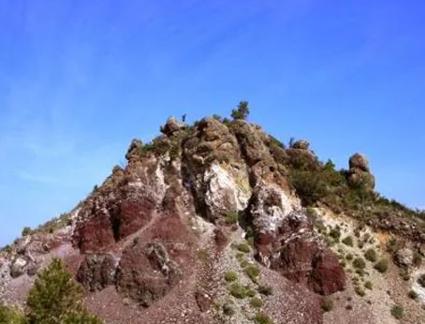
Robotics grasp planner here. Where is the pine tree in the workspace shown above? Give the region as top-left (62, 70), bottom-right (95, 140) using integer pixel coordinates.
top-left (26, 258), bottom-right (102, 324)
top-left (231, 101), bottom-right (250, 120)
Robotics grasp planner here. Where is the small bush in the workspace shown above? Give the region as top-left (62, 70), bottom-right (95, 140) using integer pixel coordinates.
top-left (225, 211), bottom-right (239, 225)
top-left (253, 312), bottom-right (273, 324)
top-left (237, 243), bottom-right (251, 253)
top-left (250, 297), bottom-right (263, 308)
top-left (224, 271), bottom-right (238, 282)
top-left (321, 297), bottom-right (333, 312)
top-left (391, 305), bottom-right (404, 320)
top-left (21, 227), bottom-right (32, 236)
top-left (364, 248), bottom-right (377, 262)
top-left (222, 303), bottom-right (235, 316)
top-left (229, 283), bottom-right (248, 299)
top-left (257, 285), bottom-right (273, 296)
top-left (342, 236), bottom-right (353, 246)
top-left (374, 259), bottom-right (389, 273)
top-left (364, 281), bottom-right (373, 290)
top-left (245, 265), bottom-right (260, 282)
top-left (353, 257), bottom-right (366, 270)
top-left (329, 228), bottom-right (341, 241)
top-left (417, 274), bottom-right (425, 288)
top-left (346, 253), bottom-right (353, 261)
top-left (354, 286), bottom-right (365, 297)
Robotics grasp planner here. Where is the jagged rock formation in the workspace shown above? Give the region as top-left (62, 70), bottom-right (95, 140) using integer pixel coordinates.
top-left (1, 113), bottom-right (425, 324)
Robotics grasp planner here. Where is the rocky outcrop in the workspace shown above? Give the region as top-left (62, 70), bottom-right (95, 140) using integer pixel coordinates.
top-left (267, 211), bottom-right (346, 295)
top-left (347, 153), bottom-right (375, 190)
top-left (160, 117), bottom-right (186, 137)
top-left (116, 240), bottom-right (182, 307)
top-left (77, 254), bottom-right (118, 291)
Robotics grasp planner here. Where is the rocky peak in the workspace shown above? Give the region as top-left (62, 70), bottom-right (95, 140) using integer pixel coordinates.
top-left (2, 111), bottom-right (424, 324)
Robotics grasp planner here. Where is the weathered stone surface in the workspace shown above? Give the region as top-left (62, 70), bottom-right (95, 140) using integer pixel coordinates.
top-left (394, 248), bottom-right (414, 268)
top-left (9, 257), bottom-right (28, 278)
top-left (266, 211), bottom-right (346, 295)
top-left (160, 117), bottom-right (186, 136)
top-left (349, 153), bottom-right (370, 172)
top-left (116, 240), bottom-right (182, 307)
top-left (347, 153), bottom-right (375, 190)
top-left (77, 254), bottom-right (118, 291)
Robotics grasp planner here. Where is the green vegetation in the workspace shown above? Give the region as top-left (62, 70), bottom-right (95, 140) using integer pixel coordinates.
top-left (224, 211), bottom-right (239, 225)
top-left (364, 248), bottom-right (377, 263)
top-left (253, 312), bottom-right (273, 324)
top-left (0, 305), bottom-right (26, 324)
top-left (390, 305), bottom-right (404, 320)
top-left (245, 265), bottom-right (260, 282)
top-left (224, 271), bottom-right (238, 282)
top-left (26, 258), bottom-right (102, 324)
top-left (364, 281), bottom-right (373, 290)
top-left (229, 283), bottom-right (249, 299)
top-left (222, 303), bottom-right (235, 316)
top-left (231, 101), bottom-right (250, 120)
top-left (250, 297), bottom-right (263, 308)
top-left (354, 286), bottom-right (366, 297)
top-left (321, 297), bottom-right (333, 312)
top-left (236, 243), bottom-right (251, 253)
top-left (374, 259), bottom-right (389, 273)
top-left (346, 253), bottom-right (353, 261)
top-left (352, 257), bottom-right (366, 270)
top-left (342, 236), bottom-right (353, 246)
top-left (21, 227), bottom-right (32, 237)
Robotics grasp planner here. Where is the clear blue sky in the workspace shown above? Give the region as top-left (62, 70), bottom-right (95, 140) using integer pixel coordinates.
top-left (0, 0), bottom-right (424, 246)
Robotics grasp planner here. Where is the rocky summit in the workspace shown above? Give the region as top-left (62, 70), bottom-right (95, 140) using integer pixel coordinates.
top-left (1, 110), bottom-right (425, 324)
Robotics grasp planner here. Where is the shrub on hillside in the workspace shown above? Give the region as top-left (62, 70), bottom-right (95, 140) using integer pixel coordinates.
top-left (0, 305), bottom-right (26, 324)
top-left (374, 259), bottom-right (389, 273)
top-left (26, 258), bottom-right (102, 324)
top-left (231, 101), bottom-right (250, 120)
top-left (364, 248), bottom-right (377, 262)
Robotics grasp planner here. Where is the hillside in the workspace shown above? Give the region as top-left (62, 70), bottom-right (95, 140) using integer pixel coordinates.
top-left (1, 106), bottom-right (425, 324)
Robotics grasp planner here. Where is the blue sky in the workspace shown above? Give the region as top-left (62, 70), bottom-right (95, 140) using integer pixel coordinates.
top-left (0, 0), bottom-right (424, 246)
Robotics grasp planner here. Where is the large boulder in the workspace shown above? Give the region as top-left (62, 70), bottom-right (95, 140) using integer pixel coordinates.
top-left (347, 153), bottom-right (375, 190)
top-left (116, 240), bottom-right (182, 307)
top-left (77, 254), bottom-right (118, 291)
top-left (160, 117), bottom-right (186, 137)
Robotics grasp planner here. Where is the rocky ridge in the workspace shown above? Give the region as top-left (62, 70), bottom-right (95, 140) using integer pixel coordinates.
top-left (1, 113), bottom-right (425, 324)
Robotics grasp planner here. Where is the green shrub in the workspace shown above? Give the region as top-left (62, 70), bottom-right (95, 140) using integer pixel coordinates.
top-left (253, 312), bottom-right (273, 324)
top-left (364, 281), bottom-right (373, 290)
top-left (225, 211), bottom-right (239, 225)
top-left (231, 101), bottom-right (250, 120)
top-left (224, 271), bottom-right (238, 282)
top-left (21, 227), bottom-right (32, 237)
top-left (342, 236), bottom-right (353, 246)
top-left (346, 253), bottom-right (353, 261)
top-left (245, 265), bottom-right (260, 282)
top-left (321, 297), bottom-right (333, 312)
top-left (250, 297), bottom-right (263, 308)
top-left (374, 259), bottom-right (389, 273)
top-left (229, 283), bottom-right (248, 299)
top-left (26, 258), bottom-right (102, 324)
top-left (222, 303), bottom-right (235, 316)
top-left (0, 305), bottom-right (26, 324)
top-left (353, 257), bottom-right (366, 270)
top-left (329, 227), bottom-right (341, 241)
top-left (246, 287), bottom-right (256, 298)
top-left (289, 170), bottom-right (327, 206)
top-left (257, 285), bottom-right (273, 296)
top-left (354, 286), bottom-right (365, 297)
top-left (237, 243), bottom-right (250, 253)
top-left (391, 305), bottom-right (404, 320)
top-left (364, 248), bottom-right (377, 263)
